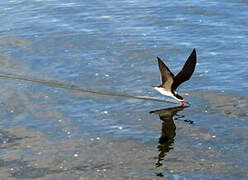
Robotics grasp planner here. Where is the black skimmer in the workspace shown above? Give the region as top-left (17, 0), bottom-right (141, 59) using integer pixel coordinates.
top-left (153, 49), bottom-right (197, 106)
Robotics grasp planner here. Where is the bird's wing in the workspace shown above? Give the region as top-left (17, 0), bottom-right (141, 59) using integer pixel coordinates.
top-left (157, 57), bottom-right (175, 91)
top-left (172, 49), bottom-right (197, 91)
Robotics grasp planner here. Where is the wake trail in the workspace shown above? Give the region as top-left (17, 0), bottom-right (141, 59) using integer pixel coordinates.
top-left (0, 72), bottom-right (178, 104)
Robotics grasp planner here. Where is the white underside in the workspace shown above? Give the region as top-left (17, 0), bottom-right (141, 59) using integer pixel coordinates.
top-left (153, 87), bottom-right (182, 102)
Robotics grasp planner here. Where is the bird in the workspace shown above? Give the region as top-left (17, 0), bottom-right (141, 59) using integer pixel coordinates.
top-left (153, 49), bottom-right (197, 106)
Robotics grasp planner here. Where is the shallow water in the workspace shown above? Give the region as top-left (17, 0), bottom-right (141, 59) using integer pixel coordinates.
top-left (0, 0), bottom-right (248, 179)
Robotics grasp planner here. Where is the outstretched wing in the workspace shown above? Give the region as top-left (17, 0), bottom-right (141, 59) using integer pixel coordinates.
top-left (157, 57), bottom-right (175, 91)
top-left (172, 49), bottom-right (197, 91)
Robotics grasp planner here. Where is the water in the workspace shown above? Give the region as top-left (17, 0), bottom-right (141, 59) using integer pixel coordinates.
top-left (0, 0), bottom-right (248, 179)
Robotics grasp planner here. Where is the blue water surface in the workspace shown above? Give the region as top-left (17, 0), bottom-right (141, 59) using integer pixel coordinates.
top-left (0, 0), bottom-right (248, 179)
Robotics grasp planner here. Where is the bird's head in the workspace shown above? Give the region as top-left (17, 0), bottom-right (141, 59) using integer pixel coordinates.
top-left (175, 94), bottom-right (186, 106)
top-left (175, 93), bottom-right (183, 100)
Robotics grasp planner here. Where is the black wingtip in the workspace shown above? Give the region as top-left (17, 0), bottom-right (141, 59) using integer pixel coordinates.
top-left (157, 57), bottom-right (164, 64)
top-left (192, 48), bottom-right (196, 56)
top-left (157, 57), bottom-right (161, 64)
top-left (189, 48), bottom-right (197, 62)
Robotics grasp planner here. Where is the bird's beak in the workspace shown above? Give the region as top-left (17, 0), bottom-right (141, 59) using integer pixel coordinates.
top-left (180, 100), bottom-right (186, 106)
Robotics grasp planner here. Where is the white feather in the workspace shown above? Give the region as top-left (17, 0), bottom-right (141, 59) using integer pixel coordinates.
top-left (153, 87), bottom-right (183, 102)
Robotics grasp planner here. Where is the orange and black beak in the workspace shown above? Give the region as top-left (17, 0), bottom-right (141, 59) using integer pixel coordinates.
top-left (180, 100), bottom-right (186, 106)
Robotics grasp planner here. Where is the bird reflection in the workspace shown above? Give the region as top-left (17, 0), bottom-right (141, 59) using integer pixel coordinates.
top-left (150, 105), bottom-right (189, 168)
